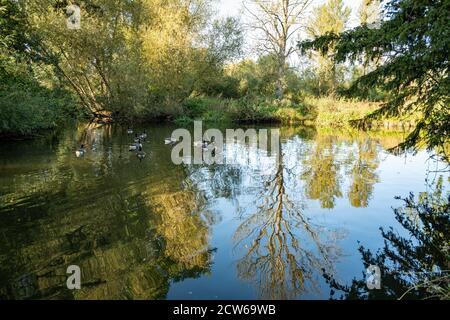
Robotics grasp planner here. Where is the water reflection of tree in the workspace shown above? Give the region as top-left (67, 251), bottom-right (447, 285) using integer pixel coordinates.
top-left (0, 124), bottom-right (213, 299)
top-left (233, 143), bottom-right (344, 299)
top-left (347, 138), bottom-right (379, 208)
top-left (301, 136), bottom-right (343, 209)
top-left (300, 134), bottom-right (381, 209)
top-left (325, 176), bottom-right (449, 300)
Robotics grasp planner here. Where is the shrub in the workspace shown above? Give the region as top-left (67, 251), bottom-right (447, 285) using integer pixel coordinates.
top-left (0, 78), bottom-right (78, 136)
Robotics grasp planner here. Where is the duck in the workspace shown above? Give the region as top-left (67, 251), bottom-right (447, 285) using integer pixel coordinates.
top-left (202, 142), bottom-right (216, 152)
top-left (129, 139), bottom-right (142, 151)
top-left (127, 128), bottom-right (133, 135)
top-left (165, 137), bottom-right (178, 145)
top-left (75, 145), bottom-right (86, 157)
top-left (136, 146), bottom-right (146, 161)
top-left (194, 140), bottom-right (210, 148)
top-left (134, 134), bottom-right (142, 143)
top-left (139, 131), bottom-right (148, 140)
top-left (202, 144), bottom-right (217, 161)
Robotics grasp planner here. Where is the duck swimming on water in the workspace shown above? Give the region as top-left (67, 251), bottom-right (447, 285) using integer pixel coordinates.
top-left (194, 140), bottom-right (210, 148)
top-left (129, 139), bottom-right (142, 151)
top-left (139, 131), bottom-right (148, 140)
top-left (134, 134), bottom-right (142, 143)
top-left (165, 137), bottom-right (178, 145)
top-left (136, 146), bottom-right (146, 161)
top-left (75, 145), bottom-right (86, 157)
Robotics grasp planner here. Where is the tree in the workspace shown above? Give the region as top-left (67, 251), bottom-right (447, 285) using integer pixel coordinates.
top-left (19, 0), bottom-right (240, 121)
top-left (0, 0), bottom-right (76, 136)
top-left (305, 0), bottom-right (351, 95)
top-left (299, 0), bottom-right (450, 158)
top-left (359, 0), bottom-right (381, 75)
top-left (359, 0), bottom-right (381, 27)
top-left (190, 17), bottom-right (244, 97)
top-left (244, 0), bottom-right (312, 99)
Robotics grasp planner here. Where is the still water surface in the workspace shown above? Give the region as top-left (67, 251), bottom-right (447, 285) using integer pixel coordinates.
top-left (0, 123), bottom-right (446, 299)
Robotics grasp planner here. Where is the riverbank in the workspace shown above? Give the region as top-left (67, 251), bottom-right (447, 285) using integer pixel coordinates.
top-left (171, 95), bottom-right (417, 130)
top-left (0, 94), bottom-right (417, 140)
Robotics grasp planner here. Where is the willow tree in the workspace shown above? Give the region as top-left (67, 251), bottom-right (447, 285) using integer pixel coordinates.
top-left (300, 0), bottom-right (450, 157)
top-left (244, 0), bottom-right (312, 99)
top-left (20, 0), bottom-right (221, 119)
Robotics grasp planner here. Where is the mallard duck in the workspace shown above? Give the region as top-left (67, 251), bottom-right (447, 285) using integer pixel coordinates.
top-left (165, 137), bottom-right (178, 145)
top-left (136, 146), bottom-right (146, 161)
top-left (75, 145), bottom-right (86, 157)
top-left (127, 128), bottom-right (133, 135)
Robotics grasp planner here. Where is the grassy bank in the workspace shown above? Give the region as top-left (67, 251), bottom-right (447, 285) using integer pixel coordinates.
top-left (307, 96), bottom-right (418, 130)
top-left (173, 95), bottom-right (417, 130)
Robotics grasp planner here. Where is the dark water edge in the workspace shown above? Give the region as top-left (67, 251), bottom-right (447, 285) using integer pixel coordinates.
top-left (0, 122), bottom-right (447, 300)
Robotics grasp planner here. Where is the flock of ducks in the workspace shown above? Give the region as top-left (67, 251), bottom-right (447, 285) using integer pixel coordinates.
top-left (164, 135), bottom-right (215, 152)
top-left (128, 129), bottom-right (147, 161)
top-left (75, 128), bottom-right (216, 160)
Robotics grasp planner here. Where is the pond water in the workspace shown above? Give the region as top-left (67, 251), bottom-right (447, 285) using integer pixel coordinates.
top-left (0, 123), bottom-right (447, 299)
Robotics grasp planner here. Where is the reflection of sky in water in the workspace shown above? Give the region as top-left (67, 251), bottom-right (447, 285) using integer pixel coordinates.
top-left (169, 135), bottom-right (447, 299)
top-left (0, 124), bottom-right (447, 300)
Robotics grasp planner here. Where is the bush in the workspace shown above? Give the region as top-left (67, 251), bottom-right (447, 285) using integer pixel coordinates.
top-left (227, 96), bottom-right (279, 123)
top-left (175, 96), bottom-right (231, 125)
top-left (275, 107), bottom-right (317, 124)
top-left (0, 77), bottom-right (78, 136)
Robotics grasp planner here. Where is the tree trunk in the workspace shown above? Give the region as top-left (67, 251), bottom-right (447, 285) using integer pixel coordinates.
top-left (275, 55), bottom-right (285, 100)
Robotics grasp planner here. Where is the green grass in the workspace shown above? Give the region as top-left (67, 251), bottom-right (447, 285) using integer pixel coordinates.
top-left (174, 95), bottom-right (418, 130)
top-left (176, 96), bottom-right (315, 125)
top-left (305, 96), bottom-right (418, 130)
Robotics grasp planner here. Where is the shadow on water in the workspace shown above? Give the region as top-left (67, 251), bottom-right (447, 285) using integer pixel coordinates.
top-left (0, 122), bottom-right (447, 299)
